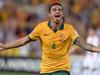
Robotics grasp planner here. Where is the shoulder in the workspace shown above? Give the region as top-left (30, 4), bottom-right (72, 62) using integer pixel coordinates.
top-left (35, 21), bottom-right (48, 29)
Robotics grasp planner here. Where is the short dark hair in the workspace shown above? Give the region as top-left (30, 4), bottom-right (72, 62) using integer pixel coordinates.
top-left (49, 3), bottom-right (63, 12)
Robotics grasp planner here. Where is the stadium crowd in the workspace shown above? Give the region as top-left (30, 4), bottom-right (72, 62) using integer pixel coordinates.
top-left (0, 0), bottom-right (99, 75)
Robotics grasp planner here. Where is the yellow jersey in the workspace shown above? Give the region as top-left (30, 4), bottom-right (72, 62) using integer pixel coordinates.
top-left (28, 21), bottom-right (79, 73)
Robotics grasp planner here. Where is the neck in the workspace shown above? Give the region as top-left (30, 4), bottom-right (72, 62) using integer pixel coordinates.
top-left (51, 20), bottom-right (62, 30)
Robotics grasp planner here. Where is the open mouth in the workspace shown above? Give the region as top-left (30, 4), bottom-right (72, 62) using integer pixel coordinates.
top-left (54, 14), bottom-right (60, 18)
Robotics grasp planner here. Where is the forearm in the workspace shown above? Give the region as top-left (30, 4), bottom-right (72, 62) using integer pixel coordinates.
top-left (5, 40), bottom-right (25, 49)
top-left (1, 36), bottom-right (31, 51)
top-left (91, 47), bottom-right (100, 52)
top-left (74, 37), bottom-right (100, 52)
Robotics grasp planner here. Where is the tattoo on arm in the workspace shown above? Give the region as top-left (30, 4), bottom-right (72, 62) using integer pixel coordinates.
top-left (74, 37), bottom-right (95, 52)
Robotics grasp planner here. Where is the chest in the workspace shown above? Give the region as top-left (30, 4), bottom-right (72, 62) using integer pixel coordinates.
top-left (40, 29), bottom-right (70, 45)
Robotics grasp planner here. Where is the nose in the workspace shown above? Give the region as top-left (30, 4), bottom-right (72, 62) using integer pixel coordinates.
top-left (55, 9), bottom-right (60, 13)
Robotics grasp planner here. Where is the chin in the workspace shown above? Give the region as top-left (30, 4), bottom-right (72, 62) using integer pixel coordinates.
top-left (55, 21), bottom-right (60, 24)
top-left (55, 19), bottom-right (61, 23)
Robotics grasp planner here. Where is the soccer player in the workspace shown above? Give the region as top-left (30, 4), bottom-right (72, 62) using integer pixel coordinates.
top-left (0, 3), bottom-right (100, 75)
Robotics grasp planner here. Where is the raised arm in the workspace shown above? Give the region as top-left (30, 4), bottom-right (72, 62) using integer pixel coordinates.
top-left (74, 37), bottom-right (100, 52)
top-left (0, 36), bottom-right (32, 51)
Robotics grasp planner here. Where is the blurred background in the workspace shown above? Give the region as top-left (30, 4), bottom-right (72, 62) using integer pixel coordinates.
top-left (0, 0), bottom-right (99, 75)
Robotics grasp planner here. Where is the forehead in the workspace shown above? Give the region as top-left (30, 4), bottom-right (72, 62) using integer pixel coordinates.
top-left (51, 5), bottom-right (63, 9)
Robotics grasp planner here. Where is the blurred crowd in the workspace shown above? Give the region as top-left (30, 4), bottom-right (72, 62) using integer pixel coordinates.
top-left (0, 0), bottom-right (99, 58)
top-left (0, 0), bottom-right (99, 75)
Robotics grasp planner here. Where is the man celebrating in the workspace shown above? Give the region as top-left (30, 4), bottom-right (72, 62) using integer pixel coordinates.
top-left (0, 3), bottom-right (100, 75)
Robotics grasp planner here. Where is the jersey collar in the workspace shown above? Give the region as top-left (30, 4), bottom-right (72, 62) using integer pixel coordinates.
top-left (48, 21), bottom-right (64, 30)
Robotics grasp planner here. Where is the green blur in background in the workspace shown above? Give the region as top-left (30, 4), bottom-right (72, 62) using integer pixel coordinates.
top-left (0, 71), bottom-right (39, 75)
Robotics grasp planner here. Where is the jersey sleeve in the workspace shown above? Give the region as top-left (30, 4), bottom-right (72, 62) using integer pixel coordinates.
top-left (28, 24), bottom-right (41, 41)
top-left (70, 26), bottom-right (79, 43)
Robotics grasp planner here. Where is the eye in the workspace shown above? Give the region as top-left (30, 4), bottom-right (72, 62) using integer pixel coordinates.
top-left (52, 8), bottom-right (56, 11)
top-left (58, 8), bottom-right (62, 12)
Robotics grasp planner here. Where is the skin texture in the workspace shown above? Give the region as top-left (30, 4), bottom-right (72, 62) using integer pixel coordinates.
top-left (49, 5), bottom-right (63, 23)
top-left (74, 37), bottom-right (100, 52)
top-left (0, 36), bottom-right (31, 51)
top-left (49, 5), bottom-right (63, 30)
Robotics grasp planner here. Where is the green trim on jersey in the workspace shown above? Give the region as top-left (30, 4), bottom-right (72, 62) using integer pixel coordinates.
top-left (40, 70), bottom-right (70, 75)
top-left (48, 21), bottom-right (64, 32)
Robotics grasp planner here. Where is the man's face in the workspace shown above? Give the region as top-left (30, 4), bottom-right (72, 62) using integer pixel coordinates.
top-left (49, 5), bottom-right (63, 23)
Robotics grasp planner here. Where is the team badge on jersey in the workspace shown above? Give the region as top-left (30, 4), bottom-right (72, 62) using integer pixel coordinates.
top-left (59, 33), bottom-right (65, 43)
top-left (51, 43), bottom-right (56, 49)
